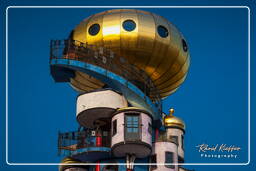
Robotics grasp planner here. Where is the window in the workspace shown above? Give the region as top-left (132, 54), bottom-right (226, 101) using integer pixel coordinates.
top-left (125, 114), bottom-right (140, 141)
top-left (157, 25), bottom-right (169, 38)
top-left (182, 39), bottom-right (188, 52)
top-left (182, 135), bottom-right (184, 150)
top-left (122, 20), bottom-right (136, 31)
top-left (126, 115), bottom-right (139, 133)
top-left (150, 154), bottom-right (157, 170)
top-left (148, 123), bottom-right (152, 135)
top-left (169, 135), bottom-right (178, 145)
top-left (178, 156), bottom-right (184, 163)
top-left (88, 24), bottom-right (100, 36)
top-left (165, 152), bottom-right (174, 169)
top-left (112, 120), bottom-right (117, 136)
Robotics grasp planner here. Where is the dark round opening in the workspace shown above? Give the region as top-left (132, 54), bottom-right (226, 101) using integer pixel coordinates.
top-left (157, 25), bottom-right (169, 38)
top-left (88, 24), bottom-right (100, 36)
top-left (182, 39), bottom-right (188, 52)
top-left (122, 20), bottom-right (136, 31)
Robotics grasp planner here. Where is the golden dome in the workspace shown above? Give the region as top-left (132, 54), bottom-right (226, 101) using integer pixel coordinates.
top-left (164, 108), bottom-right (185, 130)
top-left (60, 157), bottom-right (80, 164)
top-left (70, 9), bottom-right (190, 98)
top-left (59, 157), bottom-right (84, 171)
top-left (116, 106), bottom-right (152, 115)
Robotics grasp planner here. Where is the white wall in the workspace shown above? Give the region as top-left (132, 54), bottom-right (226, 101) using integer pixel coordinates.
top-left (111, 112), bottom-right (125, 145)
top-left (166, 128), bottom-right (184, 159)
top-left (76, 90), bottom-right (128, 116)
top-left (152, 142), bottom-right (178, 171)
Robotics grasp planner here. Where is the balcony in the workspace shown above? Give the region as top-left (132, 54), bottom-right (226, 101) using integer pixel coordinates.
top-left (50, 39), bottom-right (162, 120)
top-left (58, 129), bottom-right (111, 162)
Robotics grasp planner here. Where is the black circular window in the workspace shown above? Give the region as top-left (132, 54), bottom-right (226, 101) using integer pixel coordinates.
top-left (88, 24), bottom-right (100, 36)
top-left (157, 25), bottom-right (169, 38)
top-left (122, 20), bottom-right (136, 31)
top-left (182, 39), bottom-right (188, 52)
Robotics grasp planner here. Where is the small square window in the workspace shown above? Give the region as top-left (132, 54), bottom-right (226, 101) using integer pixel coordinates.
top-left (103, 131), bottom-right (108, 137)
top-left (169, 135), bottom-right (178, 145)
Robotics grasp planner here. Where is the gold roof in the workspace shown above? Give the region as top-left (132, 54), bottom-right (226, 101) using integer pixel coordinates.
top-left (60, 157), bottom-right (81, 164)
top-left (164, 108), bottom-right (185, 130)
top-left (71, 9), bottom-right (190, 98)
top-left (117, 106), bottom-right (143, 111)
top-left (59, 157), bottom-right (84, 171)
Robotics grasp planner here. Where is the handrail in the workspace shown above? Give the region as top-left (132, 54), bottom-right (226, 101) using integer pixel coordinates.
top-left (50, 39), bottom-right (162, 114)
top-left (58, 130), bottom-right (111, 156)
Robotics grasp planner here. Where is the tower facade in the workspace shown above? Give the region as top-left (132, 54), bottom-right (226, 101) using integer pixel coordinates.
top-left (50, 9), bottom-right (192, 171)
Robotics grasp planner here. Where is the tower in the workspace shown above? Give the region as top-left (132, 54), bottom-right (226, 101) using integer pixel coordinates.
top-left (50, 9), bottom-right (192, 171)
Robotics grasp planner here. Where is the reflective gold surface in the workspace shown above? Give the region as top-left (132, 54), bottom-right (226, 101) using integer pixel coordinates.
top-left (164, 108), bottom-right (185, 130)
top-left (70, 71), bottom-right (105, 92)
top-left (60, 157), bottom-right (80, 164)
top-left (71, 9), bottom-right (190, 98)
top-left (117, 106), bottom-right (145, 112)
top-left (59, 157), bottom-right (83, 171)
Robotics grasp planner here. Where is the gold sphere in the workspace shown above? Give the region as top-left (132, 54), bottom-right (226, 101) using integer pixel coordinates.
top-left (169, 108), bottom-right (175, 115)
top-left (164, 109), bottom-right (185, 130)
top-left (70, 9), bottom-right (190, 98)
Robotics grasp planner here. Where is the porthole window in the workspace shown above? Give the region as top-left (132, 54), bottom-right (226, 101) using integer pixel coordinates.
top-left (88, 24), bottom-right (100, 36)
top-left (122, 20), bottom-right (136, 31)
top-left (182, 39), bottom-right (188, 52)
top-left (157, 25), bottom-right (169, 38)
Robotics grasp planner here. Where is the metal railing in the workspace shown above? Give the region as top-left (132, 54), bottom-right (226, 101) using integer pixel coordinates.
top-left (57, 130), bottom-right (111, 156)
top-left (50, 39), bottom-right (162, 113)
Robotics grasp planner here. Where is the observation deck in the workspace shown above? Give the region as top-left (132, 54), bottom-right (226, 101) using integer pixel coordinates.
top-left (50, 40), bottom-right (162, 121)
top-left (58, 130), bottom-right (111, 162)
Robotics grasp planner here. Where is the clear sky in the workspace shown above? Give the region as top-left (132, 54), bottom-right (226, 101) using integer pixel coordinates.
top-left (1, 0), bottom-right (255, 171)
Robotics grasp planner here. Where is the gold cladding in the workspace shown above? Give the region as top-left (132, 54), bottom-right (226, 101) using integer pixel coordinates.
top-left (72, 9), bottom-right (190, 98)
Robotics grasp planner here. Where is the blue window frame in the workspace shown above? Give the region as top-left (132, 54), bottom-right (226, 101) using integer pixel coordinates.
top-left (126, 115), bottom-right (139, 133)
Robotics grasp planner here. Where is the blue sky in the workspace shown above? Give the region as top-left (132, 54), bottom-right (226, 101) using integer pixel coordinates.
top-left (1, 0), bottom-right (255, 171)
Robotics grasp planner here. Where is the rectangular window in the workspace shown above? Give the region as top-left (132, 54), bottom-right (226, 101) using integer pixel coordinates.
top-left (112, 120), bottom-right (117, 136)
top-left (124, 113), bottom-right (140, 141)
top-left (126, 115), bottom-right (139, 133)
top-left (165, 151), bottom-right (174, 169)
top-left (150, 154), bottom-right (157, 170)
top-left (169, 135), bottom-right (178, 145)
